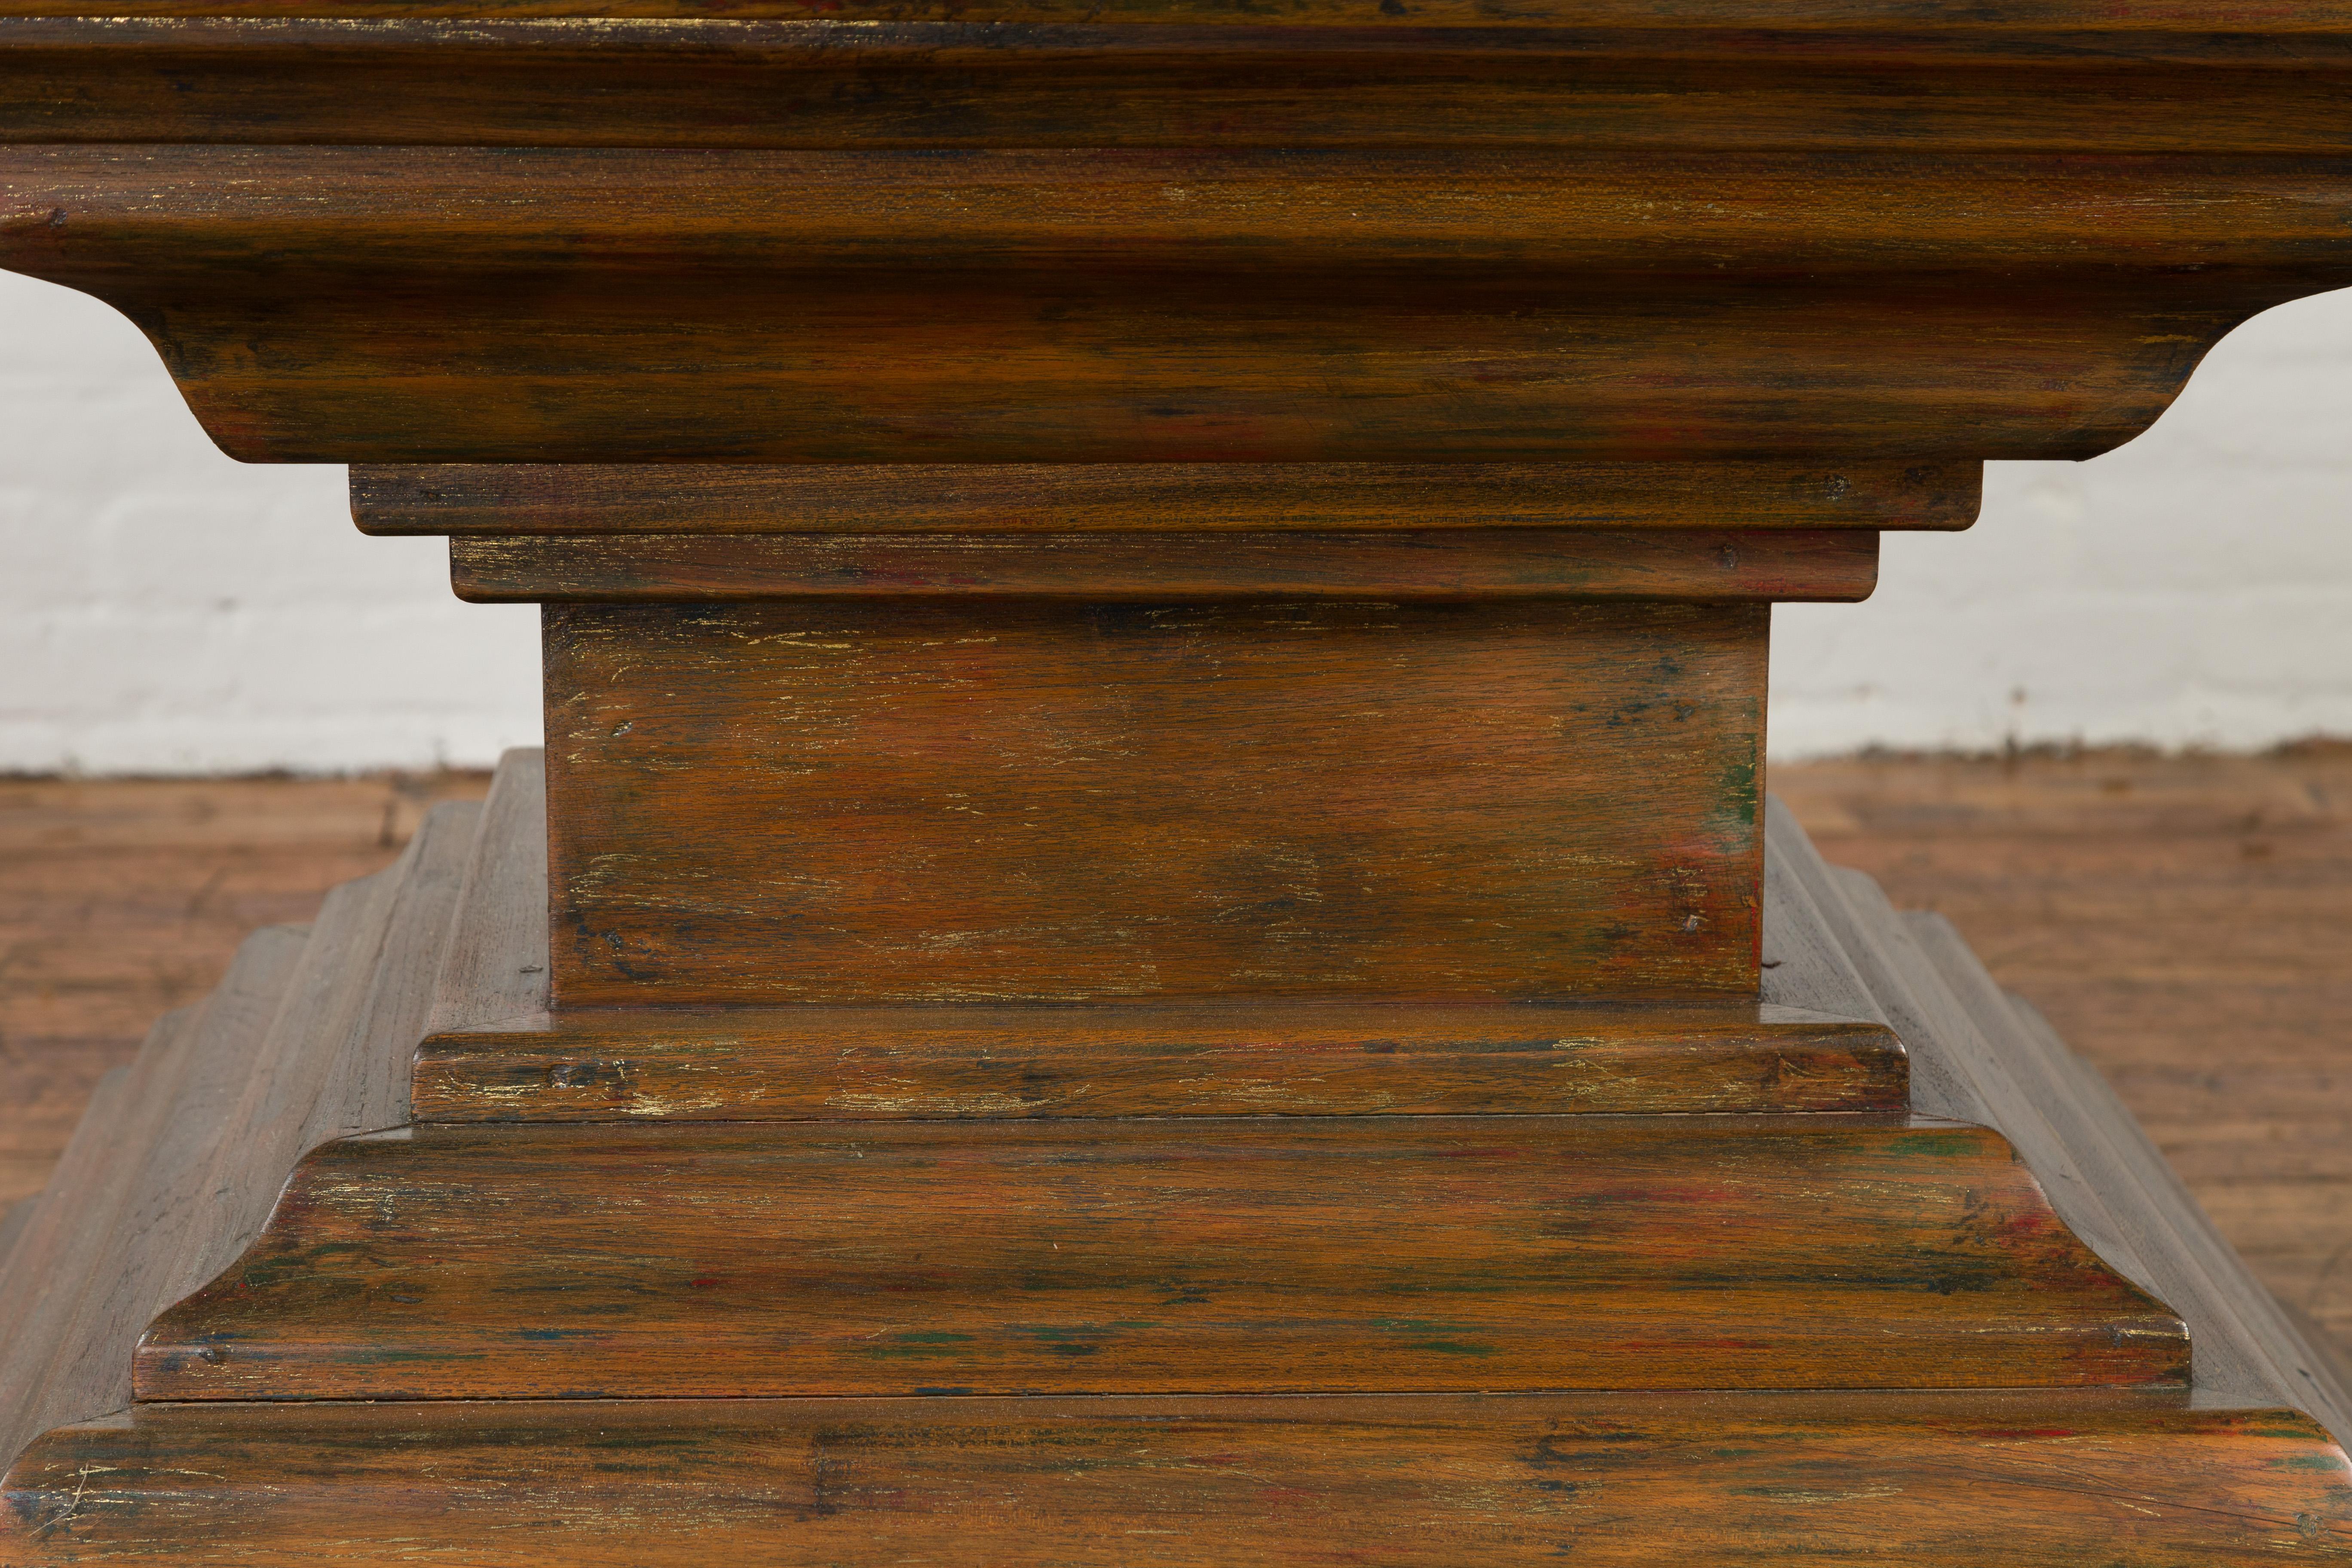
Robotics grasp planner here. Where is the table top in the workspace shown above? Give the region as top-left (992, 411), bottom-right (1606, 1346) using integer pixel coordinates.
top-left (3, 0), bottom-right (2349, 487)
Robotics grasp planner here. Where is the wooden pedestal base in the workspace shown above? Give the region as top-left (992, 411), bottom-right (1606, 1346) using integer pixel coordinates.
top-left (3, 753), bottom-right (2348, 1564)
top-left (11, 7), bottom-right (2352, 1559)
top-left (10, 1395), bottom-right (2347, 1566)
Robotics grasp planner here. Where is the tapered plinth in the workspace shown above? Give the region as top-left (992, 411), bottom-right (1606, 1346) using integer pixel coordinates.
top-left (5, 755), bottom-right (2347, 1563)
top-left (135, 1118), bottom-right (2183, 1402)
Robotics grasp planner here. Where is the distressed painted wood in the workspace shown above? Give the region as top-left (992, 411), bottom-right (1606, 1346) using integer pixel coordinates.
top-left (9, 1393), bottom-right (2352, 1567)
top-left (8, 17), bottom-right (2352, 160)
top-left (545, 599), bottom-right (1764, 1007)
top-left (449, 528), bottom-right (1879, 603)
top-left (6, 2), bottom-right (2352, 24)
top-left (3, 146), bottom-right (2346, 464)
top-left (135, 1115), bottom-right (2186, 1401)
top-left (8, 9), bottom-right (2352, 1560)
top-left (415, 999), bottom-right (1905, 1121)
top-left (7, 776), bottom-right (2349, 1560)
top-left (358, 461), bottom-right (1976, 536)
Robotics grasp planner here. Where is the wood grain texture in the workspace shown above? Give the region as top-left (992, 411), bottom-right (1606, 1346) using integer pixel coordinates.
top-left (545, 600), bottom-right (1763, 1006)
top-left (6, 18), bottom-right (2352, 156)
top-left (0, 1061), bottom-right (141, 1471)
top-left (0, 1199), bottom-right (34, 1277)
top-left (1834, 864), bottom-right (2165, 1280)
top-left (421, 748), bottom-right (549, 1036)
top-left (360, 460), bottom-right (1978, 536)
top-left (9, 1393), bottom-right (2351, 1567)
top-left (24, 147), bottom-right (2348, 276)
top-left (13, 805), bottom-right (472, 1444)
top-left (4, 4), bottom-right (2352, 33)
top-left (0, 770), bottom-right (573, 1484)
top-left (1919, 917), bottom-right (2352, 1447)
top-left (5, 11), bottom-right (2350, 1560)
top-left (413, 999), bottom-right (1906, 1120)
top-left (1761, 799), bottom-right (2352, 1442)
top-left (0, 807), bottom-right (498, 1476)
top-left (3, 147), bottom-right (2341, 464)
top-left (311, 800), bottom-right (478, 1132)
top-left (12, 775), bottom-right (2352, 1564)
top-left (199, 802), bottom-right (473, 1171)
top-left (1763, 806), bottom-right (2179, 1322)
top-left (134, 1115), bottom-right (2186, 1401)
top-left (450, 528), bottom-right (1880, 603)
top-left (1776, 747), bottom-right (2352, 1365)
top-left (12, 928), bottom-right (307, 1474)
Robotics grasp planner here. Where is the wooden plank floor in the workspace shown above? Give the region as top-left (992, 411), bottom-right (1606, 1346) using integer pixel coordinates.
top-left (3, 753), bottom-right (2346, 1362)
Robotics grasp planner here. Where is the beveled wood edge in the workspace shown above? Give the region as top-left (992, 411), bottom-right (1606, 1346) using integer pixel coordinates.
top-left (1762, 798), bottom-right (2352, 1446)
top-left (2274, 1289), bottom-right (2352, 1400)
top-left (358, 462), bottom-right (1977, 537)
top-left (413, 763), bottom-right (2328, 1430)
top-left (0, 1060), bottom-right (145, 1470)
top-left (5, 766), bottom-right (2339, 1476)
top-left (13, 1391), bottom-right (2349, 1566)
top-left (0, 793), bottom-right (507, 1476)
top-left (14, 15), bottom-right (2352, 52)
top-left (410, 997), bottom-right (1910, 1120)
top-left (326, 799), bottom-right (480, 1132)
top-left (127, 1107), bottom-right (2193, 1404)
top-left (448, 528), bottom-right (1880, 603)
top-left (5, 1387), bottom-right (2251, 1422)
top-left (7, 3), bottom-right (2352, 35)
top-left (1994, 983), bottom-right (2352, 1433)
top-left (28, 928), bottom-right (313, 1488)
top-left (437, 998), bottom-right (1882, 1034)
top-left (423, 748), bottom-right (548, 1039)
top-left (0, 1197), bottom-right (36, 1280)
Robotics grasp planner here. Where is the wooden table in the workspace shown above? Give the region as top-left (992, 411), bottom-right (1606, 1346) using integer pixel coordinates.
top-left (3, 3), bottom-right (2350, 1559)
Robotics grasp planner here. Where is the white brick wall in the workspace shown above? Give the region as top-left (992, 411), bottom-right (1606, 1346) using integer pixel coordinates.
top-left (1774, 284), bottom-right (2352, 756)
top-left (0, 270), bottom-right (540, 775)
top-left (3, 266), bottom-right (2349, 773)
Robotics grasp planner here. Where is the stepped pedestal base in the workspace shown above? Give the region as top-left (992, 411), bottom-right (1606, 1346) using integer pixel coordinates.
top-left (12, 11), bottom-right (2352, 1560)
top-left (10, 1394), bottom-right (2348, 1566)
top-left (3, 754), bottom-right (2348, 1564)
